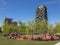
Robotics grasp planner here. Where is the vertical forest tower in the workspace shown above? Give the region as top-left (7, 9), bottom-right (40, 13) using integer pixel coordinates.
top-left (36, 5), bottom-right (48, 33)
top-left (36, 5), bottom-right (47, 22)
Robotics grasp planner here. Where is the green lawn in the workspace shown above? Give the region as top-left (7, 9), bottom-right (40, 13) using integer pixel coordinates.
top-left (0, 34), bottom-right (60, 45)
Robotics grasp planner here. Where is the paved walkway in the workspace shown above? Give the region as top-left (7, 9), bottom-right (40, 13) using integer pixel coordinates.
top-left (55, 42), bottom-right (60, 45)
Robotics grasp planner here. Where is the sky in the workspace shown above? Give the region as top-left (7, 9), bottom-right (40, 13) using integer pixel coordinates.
top-left (0, 0), bottom-right (60, 26)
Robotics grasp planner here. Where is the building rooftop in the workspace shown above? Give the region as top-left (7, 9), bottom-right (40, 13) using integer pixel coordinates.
top-left (39, 5), bottom-right (46, 9)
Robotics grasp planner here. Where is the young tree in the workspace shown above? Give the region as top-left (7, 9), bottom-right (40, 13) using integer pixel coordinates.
top-left (54, 23), bottom-right (60, 34)
top-left (18, 21), bottom-right (26, 34)
top-left (48, 24), bottom-right (53, 34)
top-left (2, 21), bottom-right (10, 35)
top-left (36, 19), bottom-right (48, 34)
top-left (31, 20), bottom-right (36, 34)
top-left (25, 21), bottom-right (31, 34)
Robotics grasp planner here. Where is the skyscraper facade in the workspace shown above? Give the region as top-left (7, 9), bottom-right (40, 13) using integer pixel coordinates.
top-left (4, 17), bottom-right (12, 25)
top-left (36, 5), bottom-right (47, 22)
